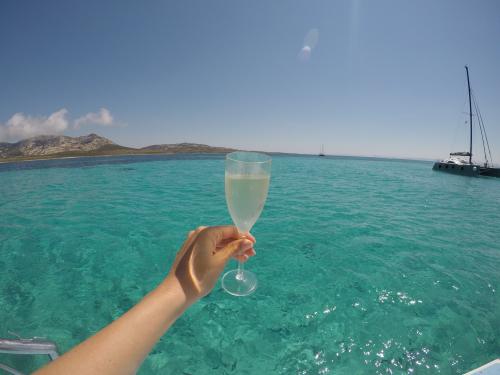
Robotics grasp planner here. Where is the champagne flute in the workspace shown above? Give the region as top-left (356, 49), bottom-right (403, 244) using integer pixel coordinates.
top-left (222, 151), bottom-right (271, 296)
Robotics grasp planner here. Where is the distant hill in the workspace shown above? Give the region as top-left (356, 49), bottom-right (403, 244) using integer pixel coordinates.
top-left (0, 134), bottom-right (235, 162)
top-left (0, 134), bottom-right (119, 158)
top-left (141, 143), bottom-right (234, 154)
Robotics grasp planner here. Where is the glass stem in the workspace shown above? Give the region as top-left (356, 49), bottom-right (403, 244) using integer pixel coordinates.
top-left (236, 261), bottom-right (244, 281)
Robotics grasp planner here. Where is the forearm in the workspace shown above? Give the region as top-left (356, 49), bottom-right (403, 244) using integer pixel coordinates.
top-left (34, 277), bottom-right (191, 375)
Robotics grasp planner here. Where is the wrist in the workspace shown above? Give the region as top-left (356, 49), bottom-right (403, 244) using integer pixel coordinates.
top-left (159, 276), bottom-right (196, 312)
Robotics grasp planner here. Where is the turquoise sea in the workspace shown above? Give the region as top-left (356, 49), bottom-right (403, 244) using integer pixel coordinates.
top-left (0, 154), bottom-right (499, 374)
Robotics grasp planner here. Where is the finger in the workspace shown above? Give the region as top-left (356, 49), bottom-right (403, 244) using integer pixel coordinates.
top-left (245, 248), bottom-right (256, 257)
top-left (242, 232), bottom-right (256, 243)
top-left (214, 237), bottom-right (255, 251)
top-left (232, 247), bottom-right (255, 262)
top-left (237, 247), bottom-right (256, 257)
top-left (218, 238), bottom-right (253, 261)
top-left (207, 226), bottom-right (256, 244)
top-left (234, 254), bottom-right (249, 263)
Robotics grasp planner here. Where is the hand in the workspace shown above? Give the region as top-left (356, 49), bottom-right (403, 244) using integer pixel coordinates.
top-left (34, 226), bottom-right (256, 375)
top-left (166, 226), bottom-right (256, 304)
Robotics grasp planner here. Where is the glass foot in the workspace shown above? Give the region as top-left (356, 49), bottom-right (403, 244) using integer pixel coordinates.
top-left (222, 269), bottom-right (257, 296)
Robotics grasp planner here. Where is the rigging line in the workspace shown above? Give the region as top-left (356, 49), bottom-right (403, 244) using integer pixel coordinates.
top-left (471, 91), bottom-right (489, 164)
top-left (472, 92), bottom-right (488, 164)
top-left (475, 93), bottom-right (494, 165)
top-left (472, 91), bottom-right (494, 165)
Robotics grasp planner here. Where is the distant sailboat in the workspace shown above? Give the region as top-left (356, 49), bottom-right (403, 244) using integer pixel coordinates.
top-left (433, 66), bottom-right (500, 177)
top-left (319, 144), bottom-right (325, 157)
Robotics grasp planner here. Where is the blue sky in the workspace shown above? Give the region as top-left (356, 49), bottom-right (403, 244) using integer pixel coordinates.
top-left (1, 0), bottom-right (499, 161)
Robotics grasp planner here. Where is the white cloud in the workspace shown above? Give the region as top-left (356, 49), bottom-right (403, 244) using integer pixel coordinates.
top-left (74, 108), bottom-right (114, 129)
top-left (0, 107), bottom-right (118, 142)
top-left (0, 109), bottom-right (69, 142)
top-left (298, 28), bottom-right (319, 62)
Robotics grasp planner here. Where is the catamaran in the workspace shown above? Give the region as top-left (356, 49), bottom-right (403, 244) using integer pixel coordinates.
top-left (433, 66), bottom-right (500, 177)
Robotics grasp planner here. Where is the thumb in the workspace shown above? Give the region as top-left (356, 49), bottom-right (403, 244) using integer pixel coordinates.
top-left (219, 238), bottom-right (253, 261)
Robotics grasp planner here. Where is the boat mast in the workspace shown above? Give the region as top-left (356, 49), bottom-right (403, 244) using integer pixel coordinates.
top-left (465, 65), bottom-right (473, 164)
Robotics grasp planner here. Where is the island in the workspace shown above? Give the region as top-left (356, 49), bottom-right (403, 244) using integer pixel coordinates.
top-left (0, 134), bottom-right (236, 163)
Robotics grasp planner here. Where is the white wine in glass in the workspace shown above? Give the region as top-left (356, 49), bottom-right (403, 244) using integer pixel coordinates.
top-left (222, 151), bottom-right (271, 296)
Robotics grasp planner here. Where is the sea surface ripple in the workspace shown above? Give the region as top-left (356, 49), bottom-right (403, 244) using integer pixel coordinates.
top-left (0, 154), bottom-right (499, 374)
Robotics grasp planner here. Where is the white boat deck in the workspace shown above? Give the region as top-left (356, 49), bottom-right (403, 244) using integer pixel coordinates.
top-left (465, 359), bottom-right (500, 375)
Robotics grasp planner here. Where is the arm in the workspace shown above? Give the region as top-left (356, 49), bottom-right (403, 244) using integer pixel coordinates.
top-left (34, 226), bottom-right (255, 375)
